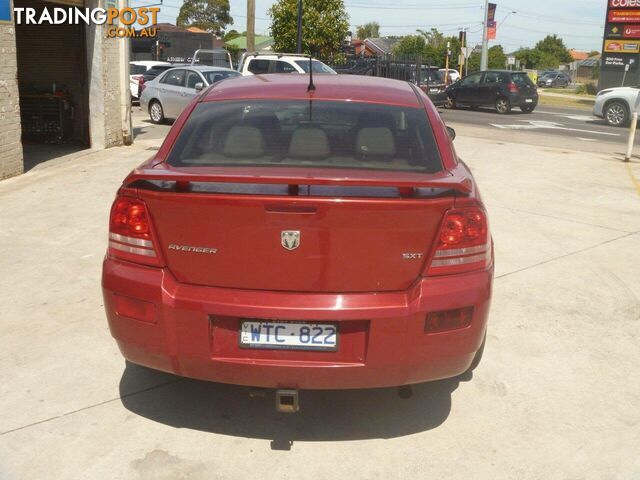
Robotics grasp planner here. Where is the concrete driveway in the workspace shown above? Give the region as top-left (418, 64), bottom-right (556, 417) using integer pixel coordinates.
top-left (1, 125), bottom-right (639, 479)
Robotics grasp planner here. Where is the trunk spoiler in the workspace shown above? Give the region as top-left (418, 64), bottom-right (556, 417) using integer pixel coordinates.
top-left (123, 170), bottom-right (473, 195)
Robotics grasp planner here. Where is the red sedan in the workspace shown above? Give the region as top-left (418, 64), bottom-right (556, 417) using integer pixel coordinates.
top-left (102, 74), bottom-right (493, 408)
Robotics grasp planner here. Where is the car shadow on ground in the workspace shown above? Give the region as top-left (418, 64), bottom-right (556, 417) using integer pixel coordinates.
top-left (119, 362), bottom-right (466, 448)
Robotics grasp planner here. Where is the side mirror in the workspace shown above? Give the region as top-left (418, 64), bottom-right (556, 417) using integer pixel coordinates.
top-left (446, 126), bottom-right (456, 141)
top-left (194, 82), bottom-right (204, 91)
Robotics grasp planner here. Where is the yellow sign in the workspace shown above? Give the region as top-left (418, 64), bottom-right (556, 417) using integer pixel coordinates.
top-left (604, 39), bottom-right (640, 53)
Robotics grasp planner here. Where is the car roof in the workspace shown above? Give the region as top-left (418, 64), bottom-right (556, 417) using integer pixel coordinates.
top-left (244, 54), bottom-right (313, 62)
top-left (161, 65), bottom-right (236, 73)
top-left (202, 74), bottom-right (421, 107)
top-left (189, 65), bottom-right (237, 72)
top-left (131, 60), bottom-right (170, 66)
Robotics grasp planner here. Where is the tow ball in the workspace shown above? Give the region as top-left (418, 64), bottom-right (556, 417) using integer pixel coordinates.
top-left (275, 389), bottom-right (300, 413)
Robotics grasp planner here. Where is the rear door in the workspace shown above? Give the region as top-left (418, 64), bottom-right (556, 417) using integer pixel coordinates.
top-left (455, 72), bottom-right (482, 104)
top-left (246, 59), bottom-right (270, 75)
top-left (158, 69), bottom-right (187, 117)
top-left (477, 71), bottom-right (501, 105)
top-left (272, 60), bottom-right (298, 73)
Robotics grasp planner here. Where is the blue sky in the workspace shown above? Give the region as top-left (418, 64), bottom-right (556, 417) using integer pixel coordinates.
top-left (135, 0), bottom-right (607, 52)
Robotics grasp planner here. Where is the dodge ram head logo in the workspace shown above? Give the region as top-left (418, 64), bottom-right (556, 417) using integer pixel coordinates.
top-left (281, 231), bottom-right (300, 250)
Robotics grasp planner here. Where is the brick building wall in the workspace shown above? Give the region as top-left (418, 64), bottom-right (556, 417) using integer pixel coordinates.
top-left (0, 23), bottom-right (24, 180)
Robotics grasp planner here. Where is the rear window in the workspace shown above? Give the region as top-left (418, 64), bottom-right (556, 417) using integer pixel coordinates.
top-left (202, 71), bottom-right (241, 84)
top-left (511, 73), bottom-right (534, 87)
top-left (420, 69), bottom-right (443, 83)
top-left (294, 60), bottom-right (336, 74)
top-left (149, 65), bottom-right (173, 73)
top-left (130, 64), bottom-right (147, 75)
top-left (167, 100), bottom-right (443, 173)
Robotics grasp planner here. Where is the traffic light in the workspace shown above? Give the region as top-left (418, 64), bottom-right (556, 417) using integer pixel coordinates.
top-left (459, 30), bottom-right (466, 46)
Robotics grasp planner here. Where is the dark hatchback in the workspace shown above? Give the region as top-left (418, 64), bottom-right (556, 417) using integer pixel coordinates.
top-left (418, 66), bottom-right (448, 107)
top-left (446, 70), bottom-right (538, 114)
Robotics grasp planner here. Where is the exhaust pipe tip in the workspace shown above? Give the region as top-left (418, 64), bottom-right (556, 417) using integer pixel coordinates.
top-left (275, 389), bottom-right (300, 413)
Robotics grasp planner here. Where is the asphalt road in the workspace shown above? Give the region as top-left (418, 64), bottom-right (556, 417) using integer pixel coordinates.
top-left (439, 104), bottom-right (636, 155)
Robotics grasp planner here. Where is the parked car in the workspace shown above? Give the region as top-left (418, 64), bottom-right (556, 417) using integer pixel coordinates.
top-left (537, 72), bottom-right (571, 88)
top-left (593, 86), bottom-right (640, 127)
top-left (439, 68), bottom-right (461, 83)
top-left (237, 52), bottom-right (336, 75)
top-left (446, 70), bottom-right (539, 114)
top-left (140, 66), bottom-right (240, 124)
top-left (137, 64), bottom-right (180, 99)
top-left (102, 74), bottom-right (494, 410)
top-left (418, 66), bottom-right (448, 106)
top-left (129, 61), bottom-right (170, 100)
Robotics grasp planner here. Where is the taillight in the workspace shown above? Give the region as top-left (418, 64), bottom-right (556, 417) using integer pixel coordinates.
top-left (426, 207), bottom-right (491, 276)
top-left (108, 197), bottom-right (160, 266)
top-left (425, 307), bottom-right (473, 333)
top-left (139, 77), bottom-right (146, 94)
top-left (508, 82), bottom-right (518, 93)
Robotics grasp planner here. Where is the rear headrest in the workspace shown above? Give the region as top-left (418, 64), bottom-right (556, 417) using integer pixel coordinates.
top-left (355, 127), bottom-right (396, 159)
top-left (288, 127), bottom-right (330, 159)
top-left (357, 111), bottom-right (397, 131)
top-left (223, 126), bottom-right (265, 158)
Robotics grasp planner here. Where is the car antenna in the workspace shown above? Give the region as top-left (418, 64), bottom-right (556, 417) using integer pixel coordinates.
top-left (307, 55), bottom-right (315, 92)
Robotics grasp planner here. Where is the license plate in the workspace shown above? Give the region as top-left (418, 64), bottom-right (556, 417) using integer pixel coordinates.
top-left (240, 321), bottom-right (338, 351)
top-left (525, 98), bottom-right (534, 103)
top-left (429, 88), bottom-right (440, 93)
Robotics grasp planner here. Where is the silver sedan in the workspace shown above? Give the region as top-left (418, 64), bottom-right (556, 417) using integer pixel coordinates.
top-left (140, 66), bottom-right (240, 124)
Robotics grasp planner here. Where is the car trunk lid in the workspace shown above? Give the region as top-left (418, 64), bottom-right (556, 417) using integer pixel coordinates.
top-left (126, 167), bottom-right (469, 293)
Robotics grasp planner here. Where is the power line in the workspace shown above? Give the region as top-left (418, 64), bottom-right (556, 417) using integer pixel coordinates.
top-left (499, 3), bottom-right (603, 26)
top-left (500, 23), bottom-right (602, 39)
top-left (346, 3), bottom-right (482, 10)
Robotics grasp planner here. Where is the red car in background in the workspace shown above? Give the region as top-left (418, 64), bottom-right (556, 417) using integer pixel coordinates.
top-left (102, 74), bottom-right (493, 410)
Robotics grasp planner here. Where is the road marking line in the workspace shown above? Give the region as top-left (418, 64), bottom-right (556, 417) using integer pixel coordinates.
top-left (535, 110), bottom-right (598, 121)
top-left (576, 137), bottom-right (596, 142)
top-left (490, 120), bottom-right (620, 136)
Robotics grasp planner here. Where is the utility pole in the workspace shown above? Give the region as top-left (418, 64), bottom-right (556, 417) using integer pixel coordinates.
top-left (296, 0), bottom-right (303, 53)
top-left (444, 41), bottom-right (450, 85)
top-left (247, 0), bottom-right (255, 52)
top-left (458, 29), bottom-right (466, 77)
top-left (480, 0), bottom-right (489, 71)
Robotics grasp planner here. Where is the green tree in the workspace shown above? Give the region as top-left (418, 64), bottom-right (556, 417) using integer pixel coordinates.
top-left (176, 0), bottom-right (233, 33)
top-left (269, 0), bottom-right (349, 61)
top-left (514, 35), bottom-right (572, 69)
top-left (393, 30), bottom-right (460, 67)
top-left (393, 34), bottom-right (427, 56)
top-left (417, 28), bottom-right (445, 49)
top-left (467, 45), bottom-right (507, 71)
top-left (356, 22), bottom-right (380, 39)
top-left (535, 34), bottom-right (572, 63)
top-left (223, 29), bottom-right (241, 42)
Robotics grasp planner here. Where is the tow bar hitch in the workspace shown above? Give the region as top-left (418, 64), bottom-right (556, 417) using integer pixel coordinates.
top-left (275, 389), bottom-right (299, 413)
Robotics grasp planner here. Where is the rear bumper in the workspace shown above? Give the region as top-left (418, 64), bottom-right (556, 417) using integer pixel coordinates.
top-left (102, 257), bottom-right (493, 390)
top-left (510, 93), bottom-right (538, 108)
